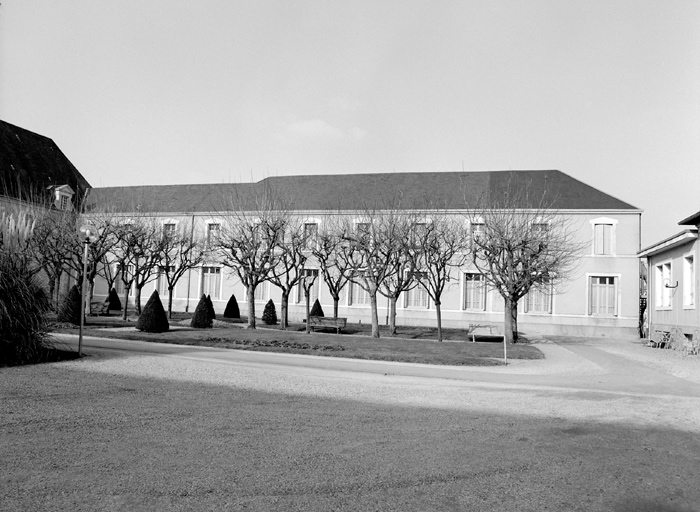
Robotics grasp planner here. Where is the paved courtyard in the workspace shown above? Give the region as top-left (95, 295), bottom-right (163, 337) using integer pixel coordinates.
top-left (2, 335), bottom-right (699, 511)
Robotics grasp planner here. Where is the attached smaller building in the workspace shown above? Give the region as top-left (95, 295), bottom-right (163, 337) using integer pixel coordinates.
top-left (639, 210), bottom-right (699, 338)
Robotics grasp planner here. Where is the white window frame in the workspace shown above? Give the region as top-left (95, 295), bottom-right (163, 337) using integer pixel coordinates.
top-left (303, 222), bottom-right (319, 250)
top-left (654, 260), bottom-right (673, 310)
top-left (463, 272), bottom-right (486, 311)
top-left (205, 220), bottom-right (221, 247)
top-left (296, 268), bottom-right (320, 304)
top-left (590, 217), bottom-right (618, 256)
top-left (348, 281), bottom-right (370, 306)
top-left (524, 282), bottom-right (553, 314)
top-left (683, 253), bottom-right (694, 309)
top-left (253, 281), bottom-right (267, 302)
top-left (157, 265), bottom-right (176, 297)
top-left (200, 266), bottom-right (222, 300)
top-left (587, 273), bottom-right (619, 317)
top-left (404, 282), bottom-right (429, 309)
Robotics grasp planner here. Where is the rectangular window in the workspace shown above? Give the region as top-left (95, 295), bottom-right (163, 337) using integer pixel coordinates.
top-left (157, 265), bottom-right (175, 296)
top-left (303, 223), bottom-right (318, 250)
top-left (252, 282), bottom-right (267, 302)
top-left (532, 223), bottom-right (549, 234)
top-left (59, 195), bottom-right (69, 210)
top-left (350, 282), bottom-right (370, 306)
top-left (594, 224), bottom-right (613, 255)
top-left (684, 255), bottom-right (695, 308)
top-left (589, 276), bottom-right (617, 316)
top-left (207, 223), bottom-right (220, 246)
top-left (464, 273), bottom-right (486, 310)
top-left (405, 284), bottom-right (429, 308)
top-left (201, 267), bottom-right (221, 300)
top-left (163, 223), bottom-right (176, 237)
top-left (655, 262), bottom-right (672, 309)
top-left (470, 223), bottom-right (485, 241)
top-left (526, 284), bottom-right (551, 314)
top-left (115, 264), bottom-right (134, 297)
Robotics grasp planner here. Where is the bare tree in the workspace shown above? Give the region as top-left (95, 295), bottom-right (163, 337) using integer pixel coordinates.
top-left (268, 219), bottom-right (308, 330)
top-left (215, 185), bottom-right (287, 329)
top-left (413, 215), bottom-right (470, 342)
top-left (311, 216), bottom-right (352, 318)
top-left (158, 219), bottom-right (206, 318)
top-left (337, 207), bottom-right (404, 339)
top-left (468, 179), bottom-right (582, 344)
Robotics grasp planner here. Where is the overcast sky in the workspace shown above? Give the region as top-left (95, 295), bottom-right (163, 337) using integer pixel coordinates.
top-left (1, 0), bottom-right (698, 246)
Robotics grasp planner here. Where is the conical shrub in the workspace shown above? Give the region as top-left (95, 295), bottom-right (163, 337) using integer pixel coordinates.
top-left (262, 299), bottom-right (277, 325)
top-left (223, 294), bottom-right (240, 319)
top-left (57, 285), bottom-right (82, 325)
top-left (136, 290), bottom-right (169, 333)
top-left (309, 299), bottom-right (324, 317)
top-left (206, 294), bottom-right (216, 319)
top-left (191, 294), bottom-right (213, 328)
top-left (108, 287), bottom-right (122, 311)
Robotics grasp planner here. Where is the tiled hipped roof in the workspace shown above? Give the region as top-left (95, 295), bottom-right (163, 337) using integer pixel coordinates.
top-left (0, 120), bottom-right (91, 204)
top-left (88, 170), bottom-right (638, 214)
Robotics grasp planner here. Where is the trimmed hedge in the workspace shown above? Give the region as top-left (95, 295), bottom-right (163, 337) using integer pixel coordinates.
top-left (309, 299), bottom-right (324, 317)
top-left (206, 294), bottom-right (216, 320)
top-left (57, 285), bottom-right (82, 326)
top-left (191, 294), bottom-right (213, 328)
top-left (136, 290), bottom-right (169, 333)
top-left (262, 299), bottom-right (277, 325)
top-left (108, 287), bottom-right (122, 311)
top-left (223, 294), bottom-right (240, 319)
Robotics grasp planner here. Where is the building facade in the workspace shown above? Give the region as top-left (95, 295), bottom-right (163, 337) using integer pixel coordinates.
top-left (89, 170), bottom-right (642, 338)
top-left (638, 210), bottom-right (699, 339)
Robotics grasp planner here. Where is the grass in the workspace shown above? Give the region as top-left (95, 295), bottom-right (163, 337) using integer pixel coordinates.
top-left (49, 312), bottom-right (543, 366)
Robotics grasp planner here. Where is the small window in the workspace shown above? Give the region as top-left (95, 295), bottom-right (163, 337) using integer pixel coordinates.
top-left (163, 223), bottom-right (176, 237)
top-left (253, 281), bottom-right (267, 302)
top-left (157, 265), bottom-right (175, 296)
top-left (684, 255), bottom-right (695, 308)
top-left (464, 273), bottom-right (486, 311)
top-left (589, 276), bottom-right (617, 316)
top-left (201, 267), bottom-right (221, 300)
top-left (59, 195), bottom-right (69, 210)
top-left (593, 224), bottom-right (613, 255)
top-left (532, 223), bottom-right (549, 234)
top-left (470, 223), bottom-right (485, 241)
top-left (207, 224), bottom-right (220, 246)
top-left (303, 223), bottom-right (318, 250)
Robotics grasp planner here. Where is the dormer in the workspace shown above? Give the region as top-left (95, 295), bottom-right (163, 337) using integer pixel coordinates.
top-left (47, 184), bottom-right (75, 211)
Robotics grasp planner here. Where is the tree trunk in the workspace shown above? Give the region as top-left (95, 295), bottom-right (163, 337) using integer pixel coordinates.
top-left (305, 289), bottom-right (311, 334)
top-left (135, 286), bottom-right (142, 315)
top-left (332, 296), bottom-right (339, 318)
top-left (168, 288), bottom-right (174, 319)
top-left (246, 286), bottom-right (256, 329)
top-left (370, 290), bottom-right (380, 338)
top-left (122, 290), bottom-right (129, 320)
top-left (280, 290), bottom-right (289, 330)
top-left (389, 296), bottom-right (397, 335)
top-left (504, 297), bottom-right (518, 344)
top-left (48, 277), bottom-right (57, 311)
top-left (435, 300), bottom-right (443, 342)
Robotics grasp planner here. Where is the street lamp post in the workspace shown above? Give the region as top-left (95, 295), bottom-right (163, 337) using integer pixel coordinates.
top-left (78, 225), bottom-right (97, 357)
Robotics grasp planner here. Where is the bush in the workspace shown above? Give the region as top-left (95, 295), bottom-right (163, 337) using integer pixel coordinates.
top-left (136, 290), bottom-right (169, 333)
top-left (206, 294), bottom-right (216, 320)
top-left (191, 294), bottom-right (213, 328)
top-left (223, 294), bottom-right (240, 319)
top-left (262, 299), bottom-right (277, 325)
top-left (309, 299), bottom-right (324, 317)
top-left (0, 210), bottom-right (52, 366)
top-left (108, 287), bottom-right (122, 311)
top-left (57, 285), bottom-right (83, 326)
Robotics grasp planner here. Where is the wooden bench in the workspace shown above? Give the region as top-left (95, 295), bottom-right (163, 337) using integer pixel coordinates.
top-left (467, 323), bottom-right (504, 343)
top-left (309, 316), bottom-right (347, 334)
top-left (90, 300), bottom-right (111, 316)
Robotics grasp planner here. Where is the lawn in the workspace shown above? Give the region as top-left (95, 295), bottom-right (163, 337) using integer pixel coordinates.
top-left (49, 313), bottom-right (543, 366)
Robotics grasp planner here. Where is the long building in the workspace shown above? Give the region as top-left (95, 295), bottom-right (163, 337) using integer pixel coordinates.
top-left (89, 170), bottom-right (642, 338)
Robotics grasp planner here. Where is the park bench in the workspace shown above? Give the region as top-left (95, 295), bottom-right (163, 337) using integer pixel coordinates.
top-left (467, 323), bottom-right (504, 343)
top-left (308, 316), bottom-right (347, 334)
top-left (90, 299), bottom-right (111, 316)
